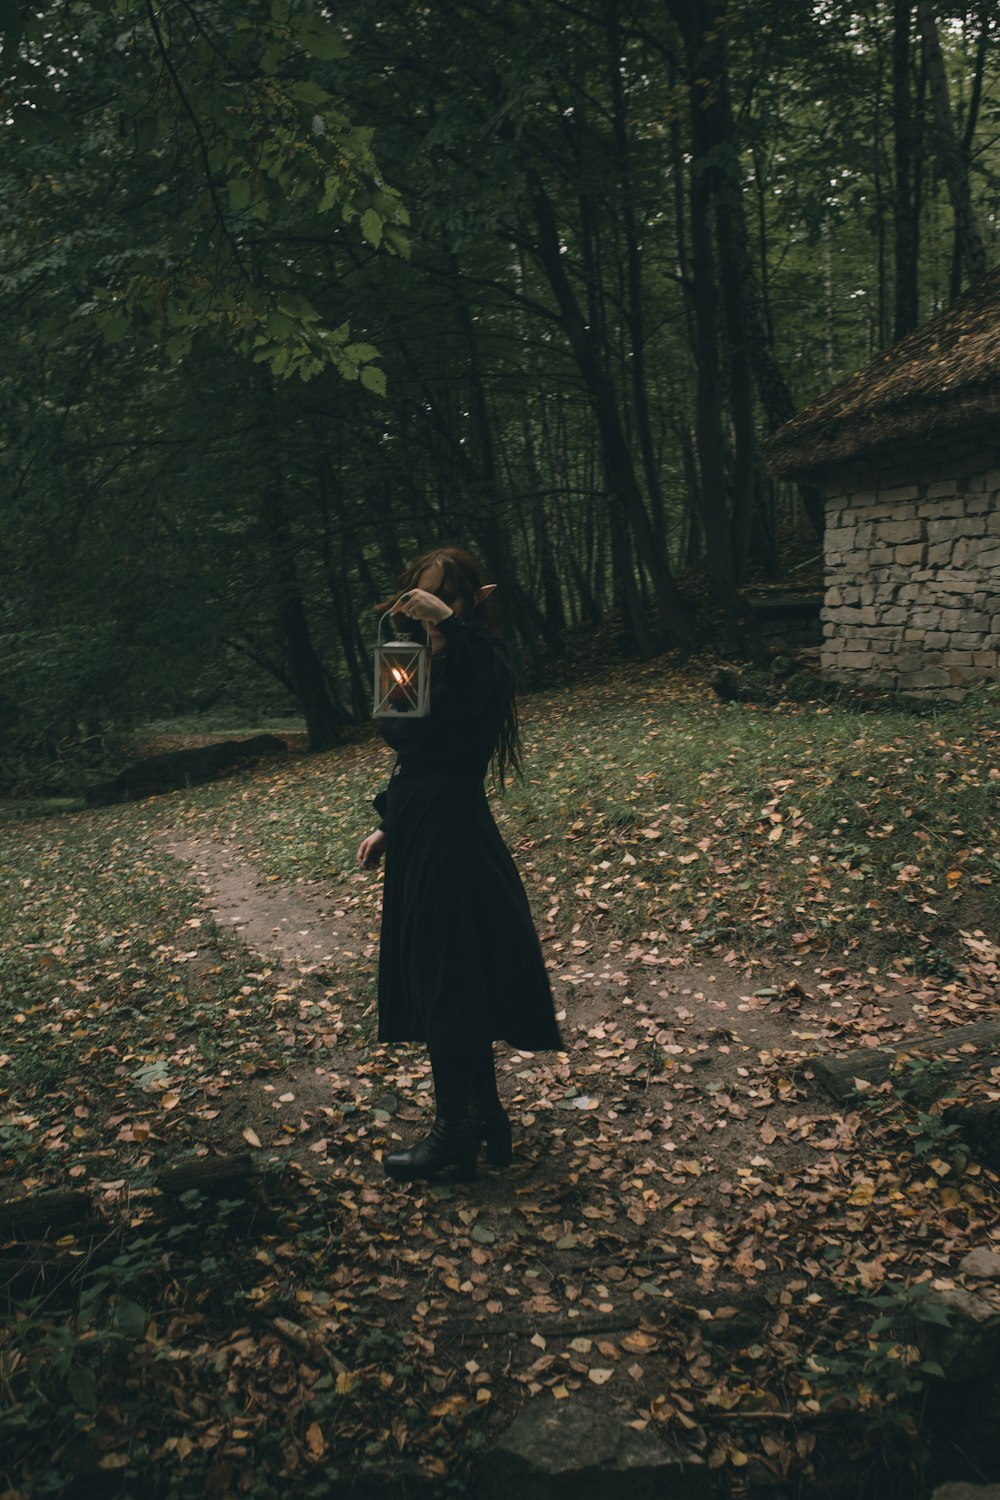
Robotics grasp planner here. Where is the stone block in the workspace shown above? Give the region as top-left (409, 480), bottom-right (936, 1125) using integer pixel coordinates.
top-left (476, 1401), bottom-right (711, 1500)
top-left (882, 484), bottom-right (921, 501)
top-left (879, 519), bottom-right (921, 543)
top-left (959, 1249), bottom-right (1000, 1281)
top-left (927, 518), bottom-right (967, 544)
top-left (905, 669), bottom-right (951, 687)
top-left (880, 607), bottom-right (908, 625)
top-left (973, 651), bottom-right (999, 668)
top-left (923, 1285), bottom-right (1000, 1381)
top-left (931, 498), bottom-right (972, 519)
top-left (895, 543), bottom-right (926, 565)
top-left (936, 579), bottom-right (981, 595)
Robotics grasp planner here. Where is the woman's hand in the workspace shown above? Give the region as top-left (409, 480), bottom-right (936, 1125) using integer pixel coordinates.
top-left (357, 829), bottom-right (387, 870)
top-left (391, 587), bottom-right (454, 626)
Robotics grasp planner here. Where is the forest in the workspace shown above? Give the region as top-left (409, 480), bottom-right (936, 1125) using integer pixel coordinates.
top-left (2, 0), bottom-right (998, 788)
top-left (2, 6), bottom-right (1000, 1497)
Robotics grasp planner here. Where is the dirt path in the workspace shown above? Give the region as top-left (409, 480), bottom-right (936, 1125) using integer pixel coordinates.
top-left (160, 830), bottom-right (929, 1213)
top-left (166, 835), bottom-right (355, 973)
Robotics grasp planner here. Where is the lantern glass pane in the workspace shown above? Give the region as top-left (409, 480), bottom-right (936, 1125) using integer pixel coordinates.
top-left (374, 642), bottom-right (430, 717)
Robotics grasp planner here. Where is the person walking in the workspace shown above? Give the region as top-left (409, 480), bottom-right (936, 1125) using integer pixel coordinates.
top-left (357, 547), bottom-right (562, 1182)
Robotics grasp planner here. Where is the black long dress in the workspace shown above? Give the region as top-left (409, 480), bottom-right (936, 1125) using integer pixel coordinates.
top-left (371, 613), bottom-right (562, 1055)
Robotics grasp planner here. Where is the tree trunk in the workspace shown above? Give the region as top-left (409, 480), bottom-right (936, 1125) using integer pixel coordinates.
top-left (256, 385), bottom-right (348, 750)
top-left (259, 481), bottom-right (348, 748)
top-left (674, 0), bottom-right (733, 598)
top-left (916, 0), bottom-right (988, 286)
top-left (893, 0), bottom-right (920, 338)
top-left (518, 158), bottom-right (692, 648)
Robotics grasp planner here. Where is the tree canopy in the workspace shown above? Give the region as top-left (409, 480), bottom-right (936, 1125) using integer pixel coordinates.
top-left (2, 0), bottom-right (998, 785)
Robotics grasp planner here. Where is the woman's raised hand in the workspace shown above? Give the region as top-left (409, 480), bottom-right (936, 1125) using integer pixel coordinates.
top-left (357, 830), bottom-right (387, 870)
top-left (391, 588), bottom-right (454, 626)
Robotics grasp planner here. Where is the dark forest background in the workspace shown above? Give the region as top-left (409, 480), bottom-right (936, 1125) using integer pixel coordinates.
top-left (2, 0), bottom-right (997, 789)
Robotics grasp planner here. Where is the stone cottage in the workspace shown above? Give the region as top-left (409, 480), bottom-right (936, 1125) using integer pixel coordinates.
top-left (765, 267), bottom-right (1000, 699)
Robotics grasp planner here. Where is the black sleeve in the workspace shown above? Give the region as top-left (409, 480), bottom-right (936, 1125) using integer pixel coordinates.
top-left (436, 615), bottom-right (511, 708)
top-left (372, 788), bottom-right (388, 833)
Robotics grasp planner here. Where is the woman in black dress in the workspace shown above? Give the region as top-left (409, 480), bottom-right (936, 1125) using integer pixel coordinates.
top-left (357, 547), bottom-right (562, 1182)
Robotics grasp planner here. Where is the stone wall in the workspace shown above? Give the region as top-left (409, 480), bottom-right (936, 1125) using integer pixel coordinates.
top-left (821, 435), bottom-right (1000, 699)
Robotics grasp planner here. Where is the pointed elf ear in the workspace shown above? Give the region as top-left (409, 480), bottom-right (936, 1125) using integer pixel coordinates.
top-left (476, 583), bottom-right (498, 602)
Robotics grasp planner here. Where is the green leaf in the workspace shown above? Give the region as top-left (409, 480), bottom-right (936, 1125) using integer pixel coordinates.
top-left (266, 311), bottom-right (294, 340)
top-left (345, 342), bottom-right (379, 363)
top-left (291, 13), bottom-right (347, 60)
top-left (289, 81), bottom-right (329, 107)
top-left (67, 1367), bottom-right (98, 1413)
top-left (112, 1300), bottom-right (149, 1338)
top-left (360, 208), bottom-right (383, 249)
top-left (228, 176), bottom-right (251, 212)
top-left (471, 1225), bottom-right (495, 1244)
top-left (101, 313), bottom-right (129, 345)
top-left (360, 365), bottom-right (386, 397)
top-left (383, 226), bottom-right (410, 259)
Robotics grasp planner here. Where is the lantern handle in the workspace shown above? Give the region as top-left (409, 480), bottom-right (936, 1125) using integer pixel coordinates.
top-left (378, 606), bottom-right (421, 647)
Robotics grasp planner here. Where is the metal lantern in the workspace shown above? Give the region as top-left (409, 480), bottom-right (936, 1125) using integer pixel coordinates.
top-left (373, 610), bottom-right (431, 718)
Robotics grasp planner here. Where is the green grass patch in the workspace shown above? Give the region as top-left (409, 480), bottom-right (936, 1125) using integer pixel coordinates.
top-left (168, 662), bottom-right (999, 964)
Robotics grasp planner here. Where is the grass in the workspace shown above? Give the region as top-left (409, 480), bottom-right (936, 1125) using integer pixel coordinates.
top-left (150, 661), bottom-right (999, 967)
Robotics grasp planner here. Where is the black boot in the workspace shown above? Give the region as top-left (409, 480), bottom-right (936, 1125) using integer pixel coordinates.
top-left (384, 1118), bottom-right (478, 1182)
top-left (469, 1046), bottom-right (513, 1167)
top-left (384, 1051), bottom-right (478, 1182)
top-left (473, 1109), bottom-right (513, 1167)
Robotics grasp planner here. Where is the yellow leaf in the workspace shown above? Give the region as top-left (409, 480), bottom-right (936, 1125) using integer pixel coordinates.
top-left (243, 1127), bottom-right (262, 1148)
top-left (731, 1449), bottom-right (750, 1467)
top-left (552, 1384), bottom-right (570, 1400)
top-left (161, 1092), bottom-right (180, 1110)
top-left (306, 1422), bottom-right (325, 1457)
top-left (588, 1368), bottom-right (614, 1385)
top-left (335, 1372), bottom-right (355, 1395)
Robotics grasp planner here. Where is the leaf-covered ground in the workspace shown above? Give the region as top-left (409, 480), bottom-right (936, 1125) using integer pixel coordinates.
top-left (1, 659), bottom-right (999, 1498)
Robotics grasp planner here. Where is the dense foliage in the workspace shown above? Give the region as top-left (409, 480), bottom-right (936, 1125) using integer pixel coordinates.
top-left (2, 1), bottom-right (998, 786)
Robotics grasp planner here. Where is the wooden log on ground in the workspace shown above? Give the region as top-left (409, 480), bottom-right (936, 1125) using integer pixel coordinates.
top-left (0, 1189), bottom-right (94, 1240)
top-left (810, 1019), bottom-right (1000, 1103)
top-left (0, 1154), bottom-right (260, 1240)
top-left (154, 1152), bottom-right (257, 1198)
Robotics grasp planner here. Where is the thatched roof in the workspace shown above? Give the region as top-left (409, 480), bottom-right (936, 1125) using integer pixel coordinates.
top-left (764, 264), bottom-right (1000, 479)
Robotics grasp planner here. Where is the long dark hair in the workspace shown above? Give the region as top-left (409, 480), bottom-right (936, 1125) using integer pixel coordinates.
top-left (376, 546), bottom-right (523, 789)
